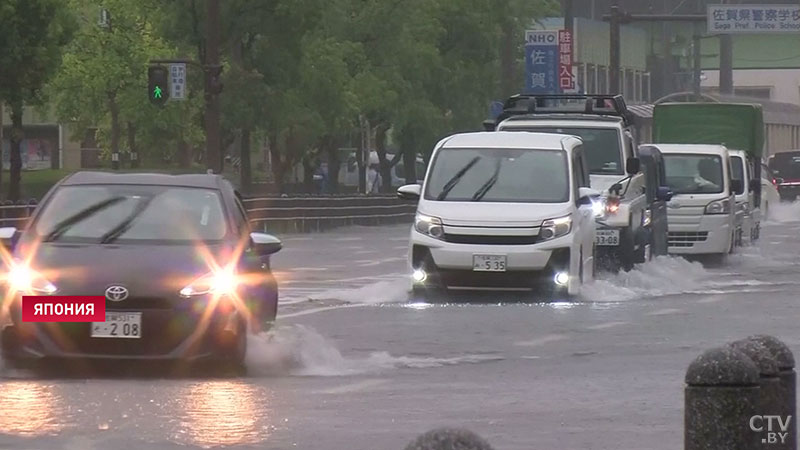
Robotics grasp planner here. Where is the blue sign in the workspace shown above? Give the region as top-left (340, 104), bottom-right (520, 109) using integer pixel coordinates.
top-left (488, 101), bottom-right (504, 119)
top-left (524, 31), bottom-right (559, 94)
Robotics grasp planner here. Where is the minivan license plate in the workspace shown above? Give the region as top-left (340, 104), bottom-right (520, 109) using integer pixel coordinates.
top-left (596, 229), bottom-right (620, 246)
top-left (473, 255), bottom-right (507, 272)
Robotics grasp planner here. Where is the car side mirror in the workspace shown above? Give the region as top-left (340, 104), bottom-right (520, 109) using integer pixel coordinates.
top-left (250, 232), bottom-right (282, 256)
top-left (730, 179), bottom-right (743, 195)
top-left (482, 120), bottom-right (497, 132)
top-left (397, 184), bottom-right (422, 201)
top-left (656, 186), bottom-right (674, 202)
top-left (626, 157), bottom-right (641, 175)
top-left (0, 227), bottom-right (19, 251)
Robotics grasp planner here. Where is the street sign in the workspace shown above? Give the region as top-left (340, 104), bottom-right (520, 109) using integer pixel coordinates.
top-left (558, 30), bottom-right (575, 92)
top-left (169, 63), bottom-right (187, 100)
top-left (524, 31), bottom-right (559, 94)
top-left (708, 4), bottom-right (800, 34)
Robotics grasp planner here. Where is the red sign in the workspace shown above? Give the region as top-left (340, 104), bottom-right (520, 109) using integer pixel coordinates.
top-left (558, 30), bottom-right (574, 91)
top-left (22, 296), bottom-right (105, 322)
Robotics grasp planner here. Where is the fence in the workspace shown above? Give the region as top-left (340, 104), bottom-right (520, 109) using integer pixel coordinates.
top-left (0, 195), bottom-right (417, 234)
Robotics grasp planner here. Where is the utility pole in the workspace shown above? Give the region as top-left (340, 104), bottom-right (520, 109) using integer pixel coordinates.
top-left (204, 0), bottom-right (223, 174)
top-left (719, 35), bottom-right (734, 95)
top-left (692, 23), bottom-right (702, 100)
top-left (608, 4), bottom-right (624, 94)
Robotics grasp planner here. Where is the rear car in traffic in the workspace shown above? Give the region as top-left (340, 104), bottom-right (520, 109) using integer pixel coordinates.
top-left (0, 172), bottom-right (282, 371)
top-left (767, 150), bottom-right (800, 201)
top-left (397, 131), bottom-right (599, 299)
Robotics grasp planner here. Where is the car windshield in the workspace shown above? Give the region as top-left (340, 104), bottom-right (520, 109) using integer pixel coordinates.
top-left (769, 152), bottom-right (800, 179)
top-left (663, 154), bottom-right (725, 194)
top-left (509, 127), bottom-right (623, 175)
top-left (424, 147), bottom-right (569, 203)
top-left (34, 185), bottom-right (228, 243)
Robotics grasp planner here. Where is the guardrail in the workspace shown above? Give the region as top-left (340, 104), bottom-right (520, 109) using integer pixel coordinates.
top-left (0, 196), bottom-right (416, 234)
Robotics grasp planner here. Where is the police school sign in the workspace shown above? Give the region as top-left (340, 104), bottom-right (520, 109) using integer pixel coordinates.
top-left (708, 4), bottom-right (800, 33)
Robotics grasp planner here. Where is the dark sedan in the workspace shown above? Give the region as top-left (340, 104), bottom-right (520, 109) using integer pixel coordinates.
top-left (0, 171), bottom-right (282, 371)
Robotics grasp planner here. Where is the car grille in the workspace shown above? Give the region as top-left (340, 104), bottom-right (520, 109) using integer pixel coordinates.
top-left (442, 234), bottom-right (539, 245)
top-left (105, 297), bottom-right (174, 310)
top-left (668, 232), bottom-right (709, 247)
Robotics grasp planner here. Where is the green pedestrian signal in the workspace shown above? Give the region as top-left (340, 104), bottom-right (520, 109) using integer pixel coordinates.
top-left (147, 65), bottom-right (169, 106)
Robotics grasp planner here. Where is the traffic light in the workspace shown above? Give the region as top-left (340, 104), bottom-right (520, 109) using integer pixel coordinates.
top-left (148, 65), bottom-right (170, 106)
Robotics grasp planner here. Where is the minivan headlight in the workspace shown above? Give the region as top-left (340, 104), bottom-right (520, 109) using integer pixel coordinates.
top-left (540, 215), bottom-right (572, 241)
top-left (705, 198), bottom-right (731, 215)
top-left (415, 213), bottom-right (444, 240)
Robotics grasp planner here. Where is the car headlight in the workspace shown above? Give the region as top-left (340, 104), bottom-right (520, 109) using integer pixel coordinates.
top-left (180, 269), bottom-right (239, 298)
top-left (540, 215), bottom-right (572, 241)
top-left (591, 197), bottom-right (607, 218)
top-left (4, 260), bottom-right (57, 295)
top-left (414, 213), bottom-right (444, 240)
top-left (705, 198), bottom-right (731, 215)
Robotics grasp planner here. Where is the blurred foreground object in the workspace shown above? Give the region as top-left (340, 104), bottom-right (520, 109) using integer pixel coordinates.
top-left (404, 427), bottom-right (494, 450)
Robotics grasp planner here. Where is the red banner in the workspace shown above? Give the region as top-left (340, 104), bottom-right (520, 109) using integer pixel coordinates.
top-left (22, 296), bottom-right (106, 322)
top-left (558, 30), bottom-right (574, 91)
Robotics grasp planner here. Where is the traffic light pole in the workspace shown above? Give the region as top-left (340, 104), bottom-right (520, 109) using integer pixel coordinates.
top-left (204, 0), bottom-right (222, 174)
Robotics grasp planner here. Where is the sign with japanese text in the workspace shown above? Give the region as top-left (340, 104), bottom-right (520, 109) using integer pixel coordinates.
top-left (558, 30), bottom-right (575, 91)
top-left (708, 5), bottom-right (800, 33)
top-left (169, 63), bottom-right (187, 100)
top-left (524, 31), bottom-right (558, 94)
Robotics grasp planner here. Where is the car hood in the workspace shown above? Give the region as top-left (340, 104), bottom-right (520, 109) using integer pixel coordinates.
top-left (418, 201), bottom-right (572, 227)
top-left (589, 174), bottom-right (627, 194)
top-left (14, 242), bottom-right (233, 298)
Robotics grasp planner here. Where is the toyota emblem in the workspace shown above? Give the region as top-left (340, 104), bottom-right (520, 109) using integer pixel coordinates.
top-left (105, 285), bottom-right (129, 302)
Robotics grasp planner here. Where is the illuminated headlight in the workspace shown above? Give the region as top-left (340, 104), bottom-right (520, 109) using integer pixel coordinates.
top-left (540, 215), bottom-right (572, 241)
top-left (704, 198), bottom-right (731, 215)
top-left (180, 269), bottom-right (239, 297)
top-left (591, 198), bottom-right (607, 218)
top-left (414, 213), bottom-right (444, 240)
top-left (642, 209), bottom-right (652, 227)
top-left (554, 271), bottom-right (569, 286)
top-left (5, 261), bottom-right (57, 295)
top-left (412, 269), bottom-right (427, 284)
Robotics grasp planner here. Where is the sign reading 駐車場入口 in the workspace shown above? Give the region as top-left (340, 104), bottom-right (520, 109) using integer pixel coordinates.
top-left (708, 4), bottom-right (800, 34)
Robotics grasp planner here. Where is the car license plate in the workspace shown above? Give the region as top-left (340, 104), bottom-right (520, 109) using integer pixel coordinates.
top-left (473, 255), bottom-right (507, 272)
top-left (91, 312), bottom-right (142, 339)
top-left (596, 229), bottom-right (620, 246)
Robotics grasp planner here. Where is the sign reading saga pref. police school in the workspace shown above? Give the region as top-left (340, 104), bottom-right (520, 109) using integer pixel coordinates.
top-left (708, 4), bottom-right (800, 33)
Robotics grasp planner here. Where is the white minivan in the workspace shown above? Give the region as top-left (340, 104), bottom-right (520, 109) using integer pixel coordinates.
top-left (397, 131), bottom-right (600, 299)
top-left (650, 144), bottom-right (741, 257)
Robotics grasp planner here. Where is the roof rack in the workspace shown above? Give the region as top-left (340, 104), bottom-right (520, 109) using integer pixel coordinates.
top-left (490, 93), bottom-right (634, 127)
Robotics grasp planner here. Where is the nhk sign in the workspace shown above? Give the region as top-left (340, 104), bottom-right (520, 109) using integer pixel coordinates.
top-left (708, 4), bottom-right (800, 33)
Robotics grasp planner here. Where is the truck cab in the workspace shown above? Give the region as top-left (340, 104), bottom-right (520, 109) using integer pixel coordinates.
top-left (728, 149), bottom-right (761, 244)
top-left (484, 94), bottom-right (659, 272)
top-left (655, 144), bottom-right (740, 257)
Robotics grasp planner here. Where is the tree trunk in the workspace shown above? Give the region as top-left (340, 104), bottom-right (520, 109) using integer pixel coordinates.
top-left (177, 140), bottom-right (192, 168)
top-left (269, 131), bottom-right (285, 193)
top-left (9, 101), bottom-right (24, 202)
top-left (127, 122), bottom-right (139, 168)
top-left (302, 157), bottom-right (316, 193)
top-left (399, 128), bottom-right (417, 185)
top-left (108, 93), bottom-right (120, 170)
top-left (240, 128), bottom-right (252, 194)
top-left (323, 136), bottom-right (341, 194)
top-left (375, 123), bottom-right (395, 193)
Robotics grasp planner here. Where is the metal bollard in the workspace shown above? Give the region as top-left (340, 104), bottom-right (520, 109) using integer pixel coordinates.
top-left (749, 335), bottom-right (797, 450)
top-left (403, 428), bottom-right (494, 450)
top-left (685, 346), bottom-right (761, 450)
top-left (731, 338), bottom-right (786, 449)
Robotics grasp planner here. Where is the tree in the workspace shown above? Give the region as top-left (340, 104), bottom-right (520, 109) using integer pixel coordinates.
top-left (0, 0), bottom-right (75, 200)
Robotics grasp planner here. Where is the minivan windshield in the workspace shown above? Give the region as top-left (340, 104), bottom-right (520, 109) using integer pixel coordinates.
top-left (505, 127), bottom-right (623, 175)
top-left (424, 147), bottom-right (570, 203)
top-left (35, 185), bottom-right (228, 243)
top-left (663, 154), bottom-right (725, 194)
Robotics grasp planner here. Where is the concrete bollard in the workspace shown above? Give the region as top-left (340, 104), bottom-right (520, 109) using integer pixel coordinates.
top-left (749, 335), bottom-right (797, 450)
top-left (685, 346), bottom-right (761, 450)
top-left (403, 428), bottom-right (494, 450)
top-left (730, 338), bottom-right (786, 449)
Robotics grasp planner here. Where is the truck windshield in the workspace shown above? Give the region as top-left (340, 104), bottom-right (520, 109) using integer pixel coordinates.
top-left (768, 151), bottom-right (800, 180)
top-left (730, 156), bottom-right (744, 183)
top-left (663, 154), bottom-right (725, 195)
top-left (424, 147), bottom-right (570, 203)
top-left (509, 127), bottom-right (623, 175)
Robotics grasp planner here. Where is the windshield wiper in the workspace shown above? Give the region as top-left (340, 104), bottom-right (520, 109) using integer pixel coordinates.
top-left (471, 159), bottom-right (502, 202)
top-left (437, 156), bottom-right (481, 201)
top-left (99, 196), bottom-right (156, 244)
top-left (43, 197), bottom-right (127, 242)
